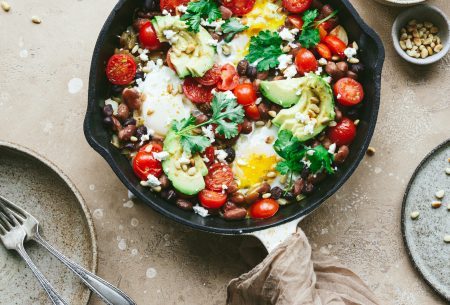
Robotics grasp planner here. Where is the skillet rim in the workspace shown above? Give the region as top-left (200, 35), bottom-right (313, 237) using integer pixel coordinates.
top-left (84, 0), bottom-right (385, 234)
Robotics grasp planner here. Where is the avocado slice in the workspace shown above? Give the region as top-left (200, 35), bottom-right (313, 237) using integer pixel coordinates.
top-left (270, 74), bottom-right (335, 142)
top-left (260, 78), bottom-right (304, 108)
top-left (152, 16), bottom-right (215, 78)
top-left (162, 130), bottom-right (208, 195)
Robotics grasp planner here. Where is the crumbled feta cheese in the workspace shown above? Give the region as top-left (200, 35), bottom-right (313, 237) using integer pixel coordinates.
top-left (255, 97), bottom-right (262, 105)
top-left (221, 184), bottom-right (228, 193)
top-left (318, 58), bottom-right (328, 65)
top-left (202, 125), bottom-right (215, 143)
top-left (156, 58), bottom-right (163, 67)
top-left (176, 4), bottom-right (187, 13)
top-left (315, 67), bottom-right (323, 75)
top-left (163, 30), bottom-right (178, 44)
top-left (105, 99), bottom-right (118, 115)
top-left (200, 19), bottom-right (224, 32)
top-left (302, 159), bottom-right (312, 167)
top-left (304, 119), bottom-right (316, 135)
top-left (237, 159), bottom-right (247, 166)
top-left (295, 112), bottom-right (308, 123)
top-left (306, 149), bottom-right (315, 156)
top-left (328, 143), bottom-right (337, 154)
top-left (277, 54), bottom-right (293, 70)
top-left (215, 149), bottom-right (228, 162)
top-left (344, 47), bottom-right (357, 59)
top-left (193, 205), bottom-right (209, 217)
top-left (223, 90), bottom-right (237, 100)
top-left (140, 174), bottom-right (161, 188)
top-left (139, 49), bottom-right (149, 61)
top-left (202, 156), bottom-right (210, 163)
top-left (208, 38), bottom-right (218, 46)
top-left (323, 76), bottom-right (332, 83)
top-left (178, 156), bottom-right (190, 165)
top-left (162, 9), bottom-right (170, 15)
top-left (337, 93), bottom-right (342, 99)
top-left (279, 27), bottom-right (299, 42)
top-left (153, 151), bottom-right (169, 161)
top-left (283, 65), bottom-right (297, 79)
top-left (295, 88), bottom-right (302, 96)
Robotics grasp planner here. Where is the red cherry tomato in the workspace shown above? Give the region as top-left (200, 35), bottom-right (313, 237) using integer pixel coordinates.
top-left (334, 78), bottom-right (364, 106)
top-left (318, 24), bottom-right (328, 41)
top-left (202, 146), bottom-right (215, 166)
top-left (233, 83), bottom-right (257, 106)
top-left (321, 19), bottom-right (338, 32)
top-left (328, 117), bottom-right (356, 146)
top-left (244, 103), bottom-right (261, 121)
top-left (194, 64), bottom-right (221, 86)
top-left (282, 0), bottom-right (312, 13)
top-left (132, 144), bottom-right (163, 180)
top-left (295, 48), bottom-right (318, 75)
top-left (160, 0), bottom-right (190, 13)
top-left (182, 78), bottom-right (214, 103)
top-left (139, 21), bottom-right (161, 50)
top-left (287, 15), bottom-right (304, 29)
top-left (198, 190), bottom-right (227, 209)
top-left (250, 199), bottom-right (279, 219)
top-left (323, 35), bottom-right (347, 58)
top-left (106, 54), bottom-right (137, 85)
top-left (315, 42), bottom-right (332, 60)
top-left (205, 163), bottom-right (234, 192)
top-left (217, 64), bottom-right (239, 91)
top-left (222, 0), bottom-right (256, 16)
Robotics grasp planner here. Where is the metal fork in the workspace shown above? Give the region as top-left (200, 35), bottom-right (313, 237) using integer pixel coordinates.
top-left (0, 195), bottom-right (136, 305)
top-left (0, 204), bottom-right (68, 305)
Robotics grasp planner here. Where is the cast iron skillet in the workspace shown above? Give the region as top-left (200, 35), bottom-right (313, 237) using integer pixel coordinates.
top-left (84, 0), bottom-right (384, 235)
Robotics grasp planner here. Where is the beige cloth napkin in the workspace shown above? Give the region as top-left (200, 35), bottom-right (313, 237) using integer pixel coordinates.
top-left (227, 229), bottom-right (381, 305)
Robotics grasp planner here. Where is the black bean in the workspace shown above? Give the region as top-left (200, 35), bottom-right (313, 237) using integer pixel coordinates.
top-left (103, 104), bottom-right (114, 117)
top-left (123, 118), bottom-right (136, 126)
top-left (162, 189), bottom-right (177, 203)
top-left (136, 125), bottom-right (148, 138)
top-left (350, 63), bottom-right (365, 74)
top-left (122, 142), bottom-right (135, 151)
top-left (224, 147), bottom-right (235, 163)
top-left (103, 116), bottom-right (112, 126)
top-left (302, 183), bottom-right (314, 194)
top-left (300, 167), bottom-right (310, 179)
top-left (135, 71), bottom-right (145, 81)
top-left (270, 186), bottom-right (283, 200)
top-left (246, 65), bottom-right (257, 80)
top-left (283, 191), bottom-right (295, 201)
top-left (111, 85), bottom-right (123, 96)
top-left (237, 60), bottom-right (249, 76)
top-left (143, 0), bottom-right (159, 11)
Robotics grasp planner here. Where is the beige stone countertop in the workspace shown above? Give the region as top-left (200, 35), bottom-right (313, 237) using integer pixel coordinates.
top-left (1, 0), bottom-right (450, 304)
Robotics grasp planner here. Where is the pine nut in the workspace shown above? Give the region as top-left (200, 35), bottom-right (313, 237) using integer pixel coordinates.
top-left (366, 147), bottom-right (376, 156)
top-left (348, 57), bottom-right (359, 64)
top-left (266, 171), bottom-right (276, 178)
top-left (255, 121), bottom-right (265, 127)
top-left (268, 110), bottom-right (277, 118)
top-left (262, 193), bottom-right (271, 199)
top-left (410, 211), bottom-right (420, 220)
top-left (152, 186), bottom-right (162, 192)
top-left (187, 167), bottom-right (197, 176)
top-left (1, 1), bottom-right (10, 12)
top-left (434, 44), bottom-right (443, 53)
top-left (444, 235), bottom-right (450, 243)
top-left (431, 201), bottom-right (442, 208)
top-left (445, 168), bottom-right (450, 175)
top-left (182, 164), bottom-right (188, 171)
top-left (435, 190), bottom-right (445, 199)
top-left (31, 16), bottom-right (42, 24)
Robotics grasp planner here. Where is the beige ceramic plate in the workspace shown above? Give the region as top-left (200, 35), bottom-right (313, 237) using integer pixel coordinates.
top-left (0, 142), bottom-right (97, 305)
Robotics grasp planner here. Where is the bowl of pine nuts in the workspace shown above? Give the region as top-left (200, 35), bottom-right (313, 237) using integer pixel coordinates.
top-left (392, 4), bottom-right (450, 65)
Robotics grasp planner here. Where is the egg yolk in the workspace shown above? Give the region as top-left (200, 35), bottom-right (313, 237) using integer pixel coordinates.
top-left (235, 154), bottom-right (278, 188)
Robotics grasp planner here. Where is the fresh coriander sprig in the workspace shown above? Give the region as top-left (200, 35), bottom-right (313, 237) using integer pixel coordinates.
top-left (180, 0), bottom-right (222, 32)
top-left (171, 91), bottom-right (245, 154)
top-left (298, 9), bottom-right (339, 48)
top-left (245, 30), bottom-right (283, 72)
top-left (222, 18), bottom-right (248, 43)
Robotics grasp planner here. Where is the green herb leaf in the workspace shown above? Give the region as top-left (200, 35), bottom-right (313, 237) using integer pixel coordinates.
top-left (180, 0), bottom-right (221, 32)
top-left (222, 18), bottom-right (248, 43)
top-left (172, 115), bottom-right (196, 133)
top-left (298, 8), bottom-right (338, 49)
top-left (306, 145), bottom-right (335, 174)
top-left (211, 92), bottom-right (245, 139)
top-left (298, 28), bottom-right (320, 49)
top-left (245, 30), bottom-right (283, 72)
top-left (180, 134), bottom-right (211, 154)
top-left (275, 161), bottom-right (291, 175)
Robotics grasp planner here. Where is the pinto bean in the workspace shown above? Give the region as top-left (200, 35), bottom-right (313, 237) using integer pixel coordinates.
top-left (176, 199), bottom-right (193, 210)
top-left (116, 103), bottom-right (130, 121)
top-left (336, 61), bottom-right (348, 73)
top-left (159, 174), bottom-right (169, 189)
top-left (293, 178), bottom-right (305, 196)
top-left (307, 172), bottom-right (327, 184)
top-left (245, 182), bottom-right (270, 204)
top-left (111, 116), bottom-right (122, 131)
top-left (223, 208), bottom-right (247, 220)
top-left (325, 62), bottom-right (345, 81)
top-left (237, 60), bottom-right (249, 76)
top-left (229, 192), bottom-right (245, 204)
top-left (118, 125), bottom-right (137, 141)
top-left (257, 103), bottom-right (269, 120)
top-left (321, 137), bottom-right (332, 150)
top-left (334, 145), bottom-right (349, 164)
top-left (240, 119), bottom-right (253, 134)
top-left (122, 88), bottom-right (142, 110)
top-left (223, 201), bottom-right (237, 212)
top-left (219, 5), bottom-right (233, 19)
top-left (256, 71), bottom-right (269, 80)
top-left (346, 70), bottom-right (358, 80)
top-left (194, 113), bottom-right (209, 125)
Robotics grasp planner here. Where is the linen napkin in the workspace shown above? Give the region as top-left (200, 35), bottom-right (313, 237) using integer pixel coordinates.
top-left (227, 229), bottom-right (381, 305)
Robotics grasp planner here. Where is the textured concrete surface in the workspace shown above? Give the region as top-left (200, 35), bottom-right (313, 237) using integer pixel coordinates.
top-left (0, 0), bottom-right (449, 304)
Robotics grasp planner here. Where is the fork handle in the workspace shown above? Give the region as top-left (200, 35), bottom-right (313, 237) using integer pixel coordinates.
top-left (16, 244), bottom-right (68, 305)
top-left (34, 233), bottom-right (136, 305)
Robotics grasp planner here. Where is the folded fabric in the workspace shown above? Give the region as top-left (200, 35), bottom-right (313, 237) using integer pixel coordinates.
top-left (227, 229), bottom-right (381, 305)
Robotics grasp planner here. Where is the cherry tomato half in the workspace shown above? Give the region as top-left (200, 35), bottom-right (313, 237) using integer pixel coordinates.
top-left (202, 146), bottom-right (215, 166)
top-left (244, 103), bottom-right (261, 121)
top-left (250, 199), bottom-right (279, 219)
top-left (205, 163), bottom-right (234, 192)
top-left (282, 0), bottom-right (312, 13)
top-left (233, 83), bottom-right (257, 106)
top-left (139, 21), bottom-right (161, 51)
top-left (334, 77), bottom-right (364, 106)
top-left (106, 54), bottom-right (137, 85)
top-left (318, 24), bottom-right (328, 41)
top-left (295, 48), bottom-right (318, 75)
top-left (160, 0), bottom-right (190, 13)
top-left (132, 144), bottom-right (163, 180)
top-left (328, 117), bottom-right (356, 146)
top-left (182, 78), bottom-right (214, 103)
top-left (194, 64), bottom-right (221, 86)
top-left (323, 35), bottom-right (347, 58)
top-left (315, 42), bottom-right (332, 60)
top-left (287, 15), bottom-right (304, 29)
top-left (217, 64), bottom-right (240, 91)
top-left (222, 0), bottom-right (256, 16)
top-left (198, 189), bottom-right (227, 209)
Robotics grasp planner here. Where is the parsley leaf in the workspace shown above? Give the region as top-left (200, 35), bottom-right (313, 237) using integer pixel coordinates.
top-left (172, 115), bottom-right (196, 133)
top-left (222, 18), bottom-right (248, 43)
top-left (307, 146), bottom-right (335, 174)
top-left (245, 30), bottom-right (283, 72)
top-left (180, 134), bottom-right (211, 154)
top-left (298, 9), bottom-right (338, 48)
top-left (180, 0), bottom-right (221, 32)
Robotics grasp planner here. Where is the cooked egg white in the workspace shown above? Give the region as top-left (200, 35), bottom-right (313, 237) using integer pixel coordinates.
top-left (136, 60), bottom-right (194, 136)
top-left (232, 125), bottom-right (282, 189)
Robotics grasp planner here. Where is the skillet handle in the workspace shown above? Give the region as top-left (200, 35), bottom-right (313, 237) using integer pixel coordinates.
top-left (248, 216), bottom-right (304, 253)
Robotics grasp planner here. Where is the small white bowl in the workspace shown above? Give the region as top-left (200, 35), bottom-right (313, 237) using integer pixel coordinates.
top-left (392, 4), bottom-right (450, 65)
top-left (373, 0), bottom-right (426, 7)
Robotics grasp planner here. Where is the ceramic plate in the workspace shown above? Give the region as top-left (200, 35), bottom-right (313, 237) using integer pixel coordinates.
top-left (0, 142), bottom-right (97, 305)
top-left (402, 139), bottom-right (450, 301)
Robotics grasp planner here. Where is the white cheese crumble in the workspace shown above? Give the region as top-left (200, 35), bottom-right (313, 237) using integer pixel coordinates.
top-left (162, 9), bottom-right (170, 15)
top-left (315, 67), bottom-right (323, 75)
top-left (302, 159), bottom-right (312, 167)
top-left (318, 58), bottom-right (328, 65)
top-left (223, 90), bottom-right (237, 100)
top-left (255, 97), bottom-right (262, 105)
top-left (163, 30), bottom-right (178, 44)
top-left (202, 125), bottom-right (215, 143)
top-left (304, 119), bottom-right (316, 135)
top-left (207, 38), bottom-right (219, 46)
top-left (344, 47), bottom-right (357, 59)
top-left (153, 151), bottom-right (169, 161)
top-left (295, 112), bottom-right (308, 123)
top-left (295, 88), bottom-right (303, 96)
top-left (105, 99), bottom-right (118, 115)
top-left (279, 27), bottom-right (299, 42)
top-left (323, 76), bottom-right (332, 83)
top-left (178, 156), bottom-right (190, 165)
top-left (140, 174), bottom-right (161, 188)
top-left (328, 143), bottom-right (337, 154)
top-left (139, 49), bottom-right (149, 61)
top-left (202, 156), bottom-right (210, 163)
top-left (337, 93), bottom-right (342, 99)
top-left (201, 19), bottom-right (224, 32)
top-left (306, 149), bottom-right (315, 156)
top-left (193, 205), bottom-right (209, 217)
top-left (277, 54), bottom-right (293, 70)
top-left (215, 149), bottom-right (228, 163)
top-left (221, 184), bottom-right (228, 193)
top-left (176, 4), bottom-right (187, 13)
top-left (283, 65), bottom-right (297, 79)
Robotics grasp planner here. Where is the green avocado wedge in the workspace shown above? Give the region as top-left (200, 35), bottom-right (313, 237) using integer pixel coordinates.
top-left (263, 74), bottom-right (335, 142)
top-left (162, 130), bottom-right (208, 195)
